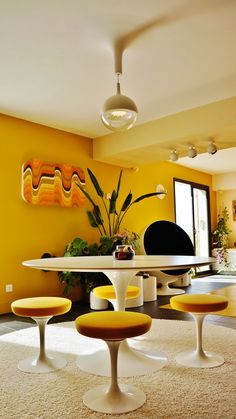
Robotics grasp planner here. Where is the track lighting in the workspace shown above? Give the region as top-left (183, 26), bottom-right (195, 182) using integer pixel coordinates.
top-left (188, 146), bottom-right (197, 158)
top-left (207, 140), bottom-right (217, 155)
top-left (101, 73), bottom-right (138, 132)
top-left (169, 149), bottom-right (178, 162)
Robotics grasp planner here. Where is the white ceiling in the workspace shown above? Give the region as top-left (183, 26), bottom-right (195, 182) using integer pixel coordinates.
top-left (1, 0), bottom-right (236, 173)
top-left (176, 147), bottom-right (236, 175)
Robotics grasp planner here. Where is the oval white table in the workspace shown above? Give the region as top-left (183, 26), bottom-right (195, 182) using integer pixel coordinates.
top-left (23, 255), bottom-right (216, 377)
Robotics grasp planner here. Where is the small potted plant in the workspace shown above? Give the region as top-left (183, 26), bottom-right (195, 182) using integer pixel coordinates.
top-left (212, 206), bottom-right (231, 270)
top-left (58, 231), bottom-right (140, 296)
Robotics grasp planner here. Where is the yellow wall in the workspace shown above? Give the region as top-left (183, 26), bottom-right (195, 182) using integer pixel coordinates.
top-left (122, 161), bottom-right (216, 236)
top-left (0, 114), bottom-right (215, 313)
top-left (0, 114), bottom-right (121, 313)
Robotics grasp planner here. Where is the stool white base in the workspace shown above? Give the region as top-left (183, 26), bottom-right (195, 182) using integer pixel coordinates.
top-left (18, 355), bottom-right (67, 373)
top-left (157, 285), bottom-right (185, 295)
top-left (176, 350), bottom-right (225, 369)
top-left (17, 316), bottom-right (67, 373)
top-left (175, 313), bottom-right (225, 369)
top-left (76, 339), bottom-right (167, 377)
top-left (83, 383), bottom-right (146, 414)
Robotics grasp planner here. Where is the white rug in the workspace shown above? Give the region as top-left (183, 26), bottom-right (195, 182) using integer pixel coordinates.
top-left (0, 319), bottom-right (236, 419)
top-left (192, 275), bottom-right (236, 283)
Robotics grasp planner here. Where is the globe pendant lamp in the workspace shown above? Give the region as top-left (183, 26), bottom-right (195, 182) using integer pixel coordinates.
top-left (101, 73), bottom-right (138, 132)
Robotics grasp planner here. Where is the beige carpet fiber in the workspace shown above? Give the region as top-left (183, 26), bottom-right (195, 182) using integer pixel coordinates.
top-left (0, 319), bottom-right (235, 419)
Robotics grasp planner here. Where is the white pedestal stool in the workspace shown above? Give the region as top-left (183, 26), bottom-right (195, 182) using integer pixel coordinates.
top-left (170, 294), bottom-right (228, 368)
top-left (11, 296), bottom-right (72, 373)
top-left (75, 311), bottom-right (152, 414)
top-left (93, 285), bottom-right (140, 311)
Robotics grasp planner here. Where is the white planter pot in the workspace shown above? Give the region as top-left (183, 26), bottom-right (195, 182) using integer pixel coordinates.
top-left (143, 276), bottom-right (157, 302)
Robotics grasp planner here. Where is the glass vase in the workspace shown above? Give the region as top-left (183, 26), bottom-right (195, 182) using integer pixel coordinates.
top-left (113, 244), bottom-right (135, 260)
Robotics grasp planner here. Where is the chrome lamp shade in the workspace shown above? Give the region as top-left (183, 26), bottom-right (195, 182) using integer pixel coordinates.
top-left (101, 75), bottom-right (138, 132)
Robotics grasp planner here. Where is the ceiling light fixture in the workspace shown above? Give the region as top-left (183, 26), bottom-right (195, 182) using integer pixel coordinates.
top-left (207, 140), bottom-right (217, 155)
top-left (169, 149), bottom-right (178, 162)
top-left (188, 145), bottom-right (197, 158)
top-left (101, 72), bottom-right (138, 132)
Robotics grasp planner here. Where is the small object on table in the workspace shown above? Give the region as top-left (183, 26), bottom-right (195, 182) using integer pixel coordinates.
top-left (113, 245), bottom-right (135, 260)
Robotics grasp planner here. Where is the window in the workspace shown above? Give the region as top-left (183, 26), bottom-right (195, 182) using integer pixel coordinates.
top-left (174, 179), bottom-right (211, 274)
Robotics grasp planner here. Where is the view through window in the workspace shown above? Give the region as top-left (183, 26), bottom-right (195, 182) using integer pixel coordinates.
top-left (174, 179), bottom-right (211, 273)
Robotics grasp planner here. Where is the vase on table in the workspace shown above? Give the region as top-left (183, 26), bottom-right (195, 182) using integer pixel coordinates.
top-left (113, 245), bottom-right (135, 260)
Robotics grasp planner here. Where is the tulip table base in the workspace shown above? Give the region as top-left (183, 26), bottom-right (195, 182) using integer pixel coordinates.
top-left (76, 339), bottom-right (167, 377)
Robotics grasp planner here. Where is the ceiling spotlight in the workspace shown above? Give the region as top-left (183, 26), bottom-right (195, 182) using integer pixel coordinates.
top-left (169, 149), bottom-right (178, 162)
top-left (101, 73), bottom-right (138, 132)
top-left (188, 145), bottom-right (197, 158)
top-left (207, 140), bottom-right (217, 155)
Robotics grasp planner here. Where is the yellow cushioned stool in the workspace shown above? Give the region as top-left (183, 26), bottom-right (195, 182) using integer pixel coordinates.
top-left (170, 294), bottom-right (228, 368)
top-left (75, 311), bottom-right (152, 414)
top-left (93, 285), bottom-right (140, 311)
top-left (11, 296), bottom-right (72, 373)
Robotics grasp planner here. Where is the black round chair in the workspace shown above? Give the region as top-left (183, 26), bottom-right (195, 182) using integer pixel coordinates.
top-left (143, 220), bottom-right (195, 295)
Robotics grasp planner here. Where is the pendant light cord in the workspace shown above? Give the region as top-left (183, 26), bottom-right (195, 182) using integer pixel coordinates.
top-left (116, 73), bottom-right (121, 94)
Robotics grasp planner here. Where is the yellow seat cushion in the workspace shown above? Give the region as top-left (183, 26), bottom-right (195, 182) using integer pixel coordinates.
top-left (93, 285), bottom-right (140, 300)
top-left (170, 294), bottom-right (228, 313)
top-left (75, 311), bottom-right (152, 340)
top-left (11, 297), bottom-right (72, 317)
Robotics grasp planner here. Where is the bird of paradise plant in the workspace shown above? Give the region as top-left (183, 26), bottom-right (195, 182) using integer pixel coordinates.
top-left (58, 168), bottom-right (165, 295)
top-left (76, 168), bottom-right (165, 237)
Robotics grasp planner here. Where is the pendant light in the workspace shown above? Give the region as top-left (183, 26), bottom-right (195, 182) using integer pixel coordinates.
top-left (101, 73), bottom-right (138, 132)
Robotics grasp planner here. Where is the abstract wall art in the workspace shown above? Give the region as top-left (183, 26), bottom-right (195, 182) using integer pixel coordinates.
top-left (22, 158), bottom-right (85, 207)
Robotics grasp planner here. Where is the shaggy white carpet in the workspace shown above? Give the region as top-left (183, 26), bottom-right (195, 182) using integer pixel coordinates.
top-left (0, 319), bottom-right (235, 419)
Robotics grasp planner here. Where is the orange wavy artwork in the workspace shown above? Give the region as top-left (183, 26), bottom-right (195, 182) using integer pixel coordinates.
top-left (22, 159), bottom-right (85, 207)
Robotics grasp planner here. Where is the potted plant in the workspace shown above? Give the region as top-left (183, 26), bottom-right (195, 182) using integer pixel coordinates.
top-left (58, 233), bottom-right (139, 295)
top-left (76, 168), bottom-right (163, 237)
top-left (58, 168), bottom-right (165, 295)
top-left (212, 206), bottom-right (231, 269)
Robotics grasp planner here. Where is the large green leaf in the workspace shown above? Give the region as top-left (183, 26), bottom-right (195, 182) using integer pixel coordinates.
top-left (109, 190), bottom-right (117, 214)
top-left (93, 205), bottom-right (103, 225)
top-left (72, 237), bottom-right (88, 255)
top-left (64, 251), bottom-right (72, 257)
top-left (132, 192), bottom-right (164, 204)
top-left (75, 181), bottom-right (97, 207)
top-left (87, 210), bottom-right (99, 228)
top-left (87, 243), bottom-right (99, 256)
top-left (73, 237), bottom-right (86, 249)
top-left (87, 168), bottom-right (104, 198)
top-left (116, 170), bottom-right (123, 197)
top-left (121, 192), bottom-right (132, 211)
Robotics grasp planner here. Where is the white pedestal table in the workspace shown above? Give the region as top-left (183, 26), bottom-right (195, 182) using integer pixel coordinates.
top-left (23, 255), bottom-right (216, 377)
